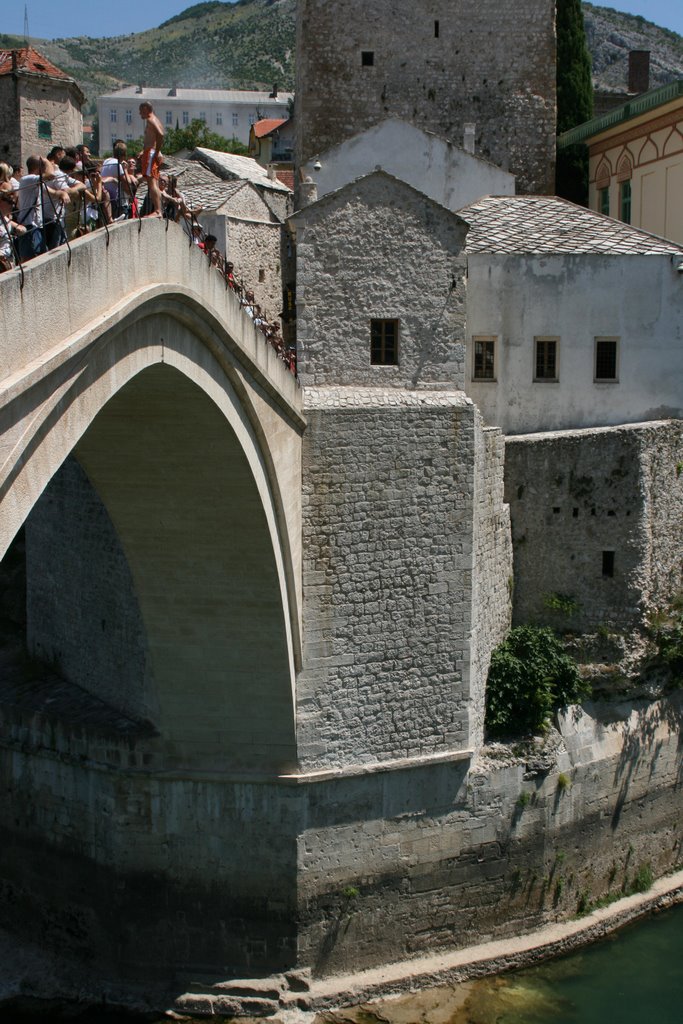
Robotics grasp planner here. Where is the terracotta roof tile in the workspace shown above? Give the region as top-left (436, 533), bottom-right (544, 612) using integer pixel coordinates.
top-left (0, 46), bottom-right (71, 81)
top-left (275, 169), bottom-right (295, 190)
top-left (458, 195), bottom-right (683, 255)
top-left (253, 118), bottom-right (287, 139)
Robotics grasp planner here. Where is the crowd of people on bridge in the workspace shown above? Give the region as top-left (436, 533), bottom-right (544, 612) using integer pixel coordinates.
top-left (0, 102), bottom-right (296, 374)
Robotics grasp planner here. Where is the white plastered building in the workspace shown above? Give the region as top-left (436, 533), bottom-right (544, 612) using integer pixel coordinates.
top-left (97, 86), bottom-right (292, 152)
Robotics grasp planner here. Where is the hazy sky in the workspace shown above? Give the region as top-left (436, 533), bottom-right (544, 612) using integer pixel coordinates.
top-left (3, 0), bottom-right (683, 41)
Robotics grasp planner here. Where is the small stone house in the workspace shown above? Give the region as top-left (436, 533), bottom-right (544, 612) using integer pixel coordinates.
top-left (288, 169), bottom-right (469, 389)
top-left (0, 46), bottom-right (84, 169)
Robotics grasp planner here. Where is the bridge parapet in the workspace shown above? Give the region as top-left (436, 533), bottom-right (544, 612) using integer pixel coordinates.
top-left (0, 218), bottom-right (301, 417)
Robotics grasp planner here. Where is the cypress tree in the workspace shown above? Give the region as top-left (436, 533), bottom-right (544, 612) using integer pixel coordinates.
top-left (556, 0), bottom-right (594, 205)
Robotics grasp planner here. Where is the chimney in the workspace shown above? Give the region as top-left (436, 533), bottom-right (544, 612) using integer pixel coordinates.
top-left (628, 51), bottom-right (650, 95)
top-left (135, 83), bottom-right (143, 94)
top-left (298, 177), bottom-right (318, 208)
top-left (267, 164), bottom-right (277, 180)
top-left (269, 83), bottom-right (279, 99)
top-left (463, 123), bottom-right (476, 155)
top-left (11, 50), bottom-right (18, 73)
top-left (168, 85), bottom-right (177, 97)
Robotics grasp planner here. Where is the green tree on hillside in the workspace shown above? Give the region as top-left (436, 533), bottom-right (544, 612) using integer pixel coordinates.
top-left (556, 0), bottom-right (594, 205)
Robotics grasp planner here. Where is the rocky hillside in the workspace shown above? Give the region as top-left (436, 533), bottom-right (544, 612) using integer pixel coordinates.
top-left (0, 1), bottom-right (681, 117)
top-left (0, 0), bottom-right (296, 116)
top-left (583, 3), bottom-right (683, 92)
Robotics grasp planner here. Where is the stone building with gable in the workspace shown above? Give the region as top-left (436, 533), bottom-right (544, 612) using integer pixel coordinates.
top-left (295, 0), bottom-right (557, 194)
top-left (0, 46), bottom-right (84, 168)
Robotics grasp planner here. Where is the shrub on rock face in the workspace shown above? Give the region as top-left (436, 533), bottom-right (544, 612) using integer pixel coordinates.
top-left (485, 626), bottom-right (589, 738)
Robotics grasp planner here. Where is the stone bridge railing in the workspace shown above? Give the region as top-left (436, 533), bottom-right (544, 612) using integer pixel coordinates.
top-left (0, 218), bottom-right (301, 411)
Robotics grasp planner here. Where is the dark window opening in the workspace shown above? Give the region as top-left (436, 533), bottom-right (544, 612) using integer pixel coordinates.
top-left (595, 339), bottom-right (618, 381)
top-left (620, 180), bottom-right (632, 224)
top-left (473, 338), bottom-right (495, 380)
top-left (37, 119), bottom-right (52, 141)
top-left (607, 510), bottom-right (616, 517)
top-left (259, 268), bottom-right (265, 282)
top-left (535, 338), bottom-right (558, 381)
top-left (434, 20), bottom-right (440, 37)
top-left (553, 507), bottom-right (561, 515)
top-left (371, 319), bottom-right (399, 365)
top-left (361, 51), bottom-right (374, 67)
top-left (599, 187), bottom-right (610, 216)
top-left (572, 508), bottom-right (579, 518)
top-left (602, 551), bottom-right (615, 577)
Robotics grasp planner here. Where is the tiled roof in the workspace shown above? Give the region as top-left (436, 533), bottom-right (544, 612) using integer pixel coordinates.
top-left (0, 46), bottom-right (72, 81)
top-left (163, 155), bottom-right (247, 209)
top-left (253, 118), bottom-right (287, 139)
top-left (459, 195), bottom-right (683, 255)
top-left (193, 148), bottom-right (292, 193)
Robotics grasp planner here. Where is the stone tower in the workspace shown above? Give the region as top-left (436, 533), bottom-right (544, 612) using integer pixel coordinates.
top-left (295, 0), bottom-right (557, 194)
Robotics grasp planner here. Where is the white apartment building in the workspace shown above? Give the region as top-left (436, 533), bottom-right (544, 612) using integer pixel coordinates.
top-left (97, 85), bottom-right (293, 151)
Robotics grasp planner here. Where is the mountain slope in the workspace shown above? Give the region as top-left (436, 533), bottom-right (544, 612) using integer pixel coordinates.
top-left (583, 3), bottom-right (683, 92)
top-left (2, 1), bottom-right (681, 118)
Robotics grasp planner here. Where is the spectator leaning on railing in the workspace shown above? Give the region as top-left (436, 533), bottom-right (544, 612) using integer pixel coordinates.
top-left (0, 145), bottom-right (297, 375)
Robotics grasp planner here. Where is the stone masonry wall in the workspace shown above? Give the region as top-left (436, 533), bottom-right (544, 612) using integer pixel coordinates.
top-left (297, 388), bottom-right (477, 769)
top-left (293, 172), bottom-right (468, 390)
top-left (0, 78), bottom-right (20, 167)
top-left (296, 693), bottom-right (683, 975)
top-left (504, 421), bottom-right (683, 633)
top-left (469, 426), bottom-right (513, 749)
top-left (18, 78), bottom-right (82, 167)
top-left (0, 692), bottom-right (680, 990)
top-left (25, 455), bottom-right (155, 724)
top-left (642, 419), bottom-right (683, 611)
top-left (227, 217), bottom-right (283, 318)
top-left (295, 0), bottom-right (556, 193)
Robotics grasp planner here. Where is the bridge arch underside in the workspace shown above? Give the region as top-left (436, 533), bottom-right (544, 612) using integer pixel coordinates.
top-left (1, 315), bottom-right (298, 776)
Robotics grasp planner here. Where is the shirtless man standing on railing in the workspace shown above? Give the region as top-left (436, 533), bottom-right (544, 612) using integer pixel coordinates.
top-left (139, 102), bottom-right (165, 217)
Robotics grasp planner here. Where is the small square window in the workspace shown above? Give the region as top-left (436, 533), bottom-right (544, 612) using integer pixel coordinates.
top-left (37, 118), bottom-right (52, 140)
top-left (125, 109), bottom-right (132, 124)
top-left (473, 337), bottom-right (496, 380)
top-left (216, 111), bottom-right (223, 126)
top-left (165, 110), bottom-right (173, 126)
top-left (233, 112), bottom-right (239, 126)
top-left (182, 111), bottom-right (189, 126)
top-left (595, 338), bottom-right (619, 382)
top-left (361, 51), bottom-right (375, 67)
top-left (370, 319), bottom-right (399, 365)
top-left (199, 111), bottom-right (207, 123)
top-left (534, 337), bottom-right (559, 382)
top-left (110, 109), bottom-right (117, 124)
top-left (602, 551), bottom-right (615, 577)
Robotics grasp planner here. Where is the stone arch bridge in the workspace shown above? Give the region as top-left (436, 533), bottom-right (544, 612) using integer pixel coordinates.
top-left (0, 220), bottom-right (304, 776)
top-left (0, 218), bottom-right (518, 1006)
